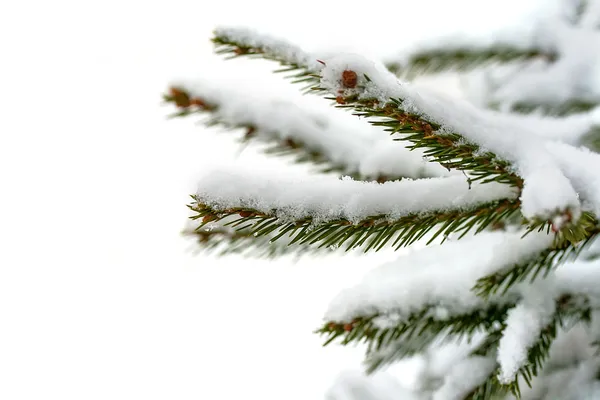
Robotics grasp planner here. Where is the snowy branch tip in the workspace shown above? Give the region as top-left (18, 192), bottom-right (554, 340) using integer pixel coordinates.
top-left (318, 53), bottom-right (583, 223)
top-left (213, 26), bottom-right (321, 71)
top-left (194, 170), bottom-right (516, 224)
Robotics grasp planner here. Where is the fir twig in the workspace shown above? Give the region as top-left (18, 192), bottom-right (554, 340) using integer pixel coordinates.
top-left (351, 304), bottom-right (512, 374)
top-left (188, 197), bottom-right (521, 253)
top-left (465, 294), bottom-right (591, 399)
top-left (474, 214), bottom-right (600, 298)
top-left (386, 47), bottom-right (556, 79)
top-left (163, 87), bottom-right (402, 182)
top-left (211, 29), bottom-right (319, 90)
top-left (490, 99), bottom-right (599, 117)
top-left (330, 96), bottom-right (524, 190)
top-left (182, 226), bottom-right (330, 259)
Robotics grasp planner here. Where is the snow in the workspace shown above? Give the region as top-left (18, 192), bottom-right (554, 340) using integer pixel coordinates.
top-left (326, 369), bottom-right (422, 400)
top-left (491, 25), bottom-right (600, 108)
top-left (555, 258), bottom-right (600, 300)
top-left (379, 0), bottom-right (568, 68)
top-left (521, 359), bottom-right (600, 399)
top-left (544, 142), bottom-right (600, 216)
top-left (320, 53), bottom-right (582, 220)
top-left (213, 26), bottom-right (322, 71)
top-left (497, 283), bottom-right (557, 384)
top-left (432, 356), bottom-right (496, 400)
top-left (5, 0), bottom-right (600, 399)
top-left (378, 4), bottom-right (600, 112)
top-left (194, 170), bottom-right (517, 224)
top-left (170, 78), bottom-right (447, 179)
top-left (324, 229), bottom-right (554, 323)
top-left (486, 106), bottom-right (600, 146)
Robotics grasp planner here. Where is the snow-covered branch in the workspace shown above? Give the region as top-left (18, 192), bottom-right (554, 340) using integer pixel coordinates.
top-left (194, 170), bottom-right (515, 224)
top-left (320, 227), bottom-right (600, 396)
top-left (462, 23), bottom-right (600, 115)
top-left (486, 107), bottom-right (600, 148)
top-left (383, 27), bottom-right (556, 78)
top-left (189, 170), bottom-right (520, 252)
top-left (489, 27), bottom-right (600, 113)
top-left (323, 230), bottom-right (553, 324)
top-left (165, 81), bottom-right (447, 181)
top-left (212, 26), bottom-right (322, 88)
top-left (319, 53), bottom-right (588, 222)
top-left (497, 283), bottom-right (557, 384)
top-left (182, 217), bottom-right (330, 259)
top-left (213, 26), bottom-right (320, 71)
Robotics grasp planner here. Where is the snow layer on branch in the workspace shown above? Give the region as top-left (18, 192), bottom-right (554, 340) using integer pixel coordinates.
top-left (324, 229), bottom-right (553, 322)
top-left (545, 141), bottom-right (600, 215)
top-left (380, 2), bottom-right (577, 70)
top-left (489, 107), bottom-right (600, 146)
top-left (320, 54), bottom-right (581, 219)
top-left (381, 21), bottom-right (552, 69)
top-left (521, 359), bottom-right (600, 400)
top-left (491, 26), bottom-right (600, 108)
top-left (496, 255), bottom-right (600, 385)
top-left (497, 283), bottom-right (557, 384)
top-left (213, 26), bottom-right (322, 71)
top-left (555, 258), bottom-right (600, 301)
top-left (170, 78), bottom-right (447, 179)
top-left (195, 170), bottom-right (517, 224)
top-left (326, 370), bottom-right (422, 400)
top-left (432, 356), bottom-right (496, 400)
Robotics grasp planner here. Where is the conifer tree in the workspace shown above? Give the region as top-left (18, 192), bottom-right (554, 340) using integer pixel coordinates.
top-left (165, 2), bottom-right (600, 398)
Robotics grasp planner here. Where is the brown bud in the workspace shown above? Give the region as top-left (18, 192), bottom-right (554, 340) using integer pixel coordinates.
top-left (239, 210), bottom-right (253, 218)
top-left (423, 123), bottom-right (433, 135)
top-left (342, 70), bottom-right (358, 88)
top-left (335, 95), bottom-right (346, 104)
top-left (343, 323), bottom-right (353, 332)
top-left (169, 87), bottom-right (191, 108)
top-left (328, 322), bottom-right (337, 331)
top-left (190, 98), bottom-right (208, 108)
top-left (202, 214), bottom-right (217, 224)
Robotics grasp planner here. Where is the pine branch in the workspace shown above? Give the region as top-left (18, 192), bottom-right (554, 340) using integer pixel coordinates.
top-left (481, 26), bottom-right (600, 116)
top-left (492, 99), bottom-right (599, 117)
top-left (182, 224), bottom-right (329, 259)
top-left (163, 85), bottom-right (444, 181)
top-left (343, 99), bottom-right (523, 188)
top-left (189, 198), bottom-right (519, 253)
top-left (474, 216), bottom-right (600, 299)
top-left (331, 304), bottom-right (512, 375)
top-left (581, 126), bottom-right (600, 152)
top-left (385, 47), bottom-right (555, 79)
top-left (318, 54), bottom-right (584, 223)
top-left (318, 291), bottom-right (591, 399)
top-left (211, 26), bottom-right (321, 89)
top-left (163, 87), bottom-right (362, 179)
top-left (189, 169), bottom-right (519, 253)
top-left (468, 295), bottom-right (591, 399)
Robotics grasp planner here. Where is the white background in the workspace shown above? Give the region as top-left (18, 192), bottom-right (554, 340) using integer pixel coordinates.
top-left (0, 0), bottom-right (554, 398)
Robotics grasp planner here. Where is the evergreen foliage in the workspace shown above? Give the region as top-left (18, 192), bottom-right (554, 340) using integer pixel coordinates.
top-left (166, 4), bottom-right (600, 399)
